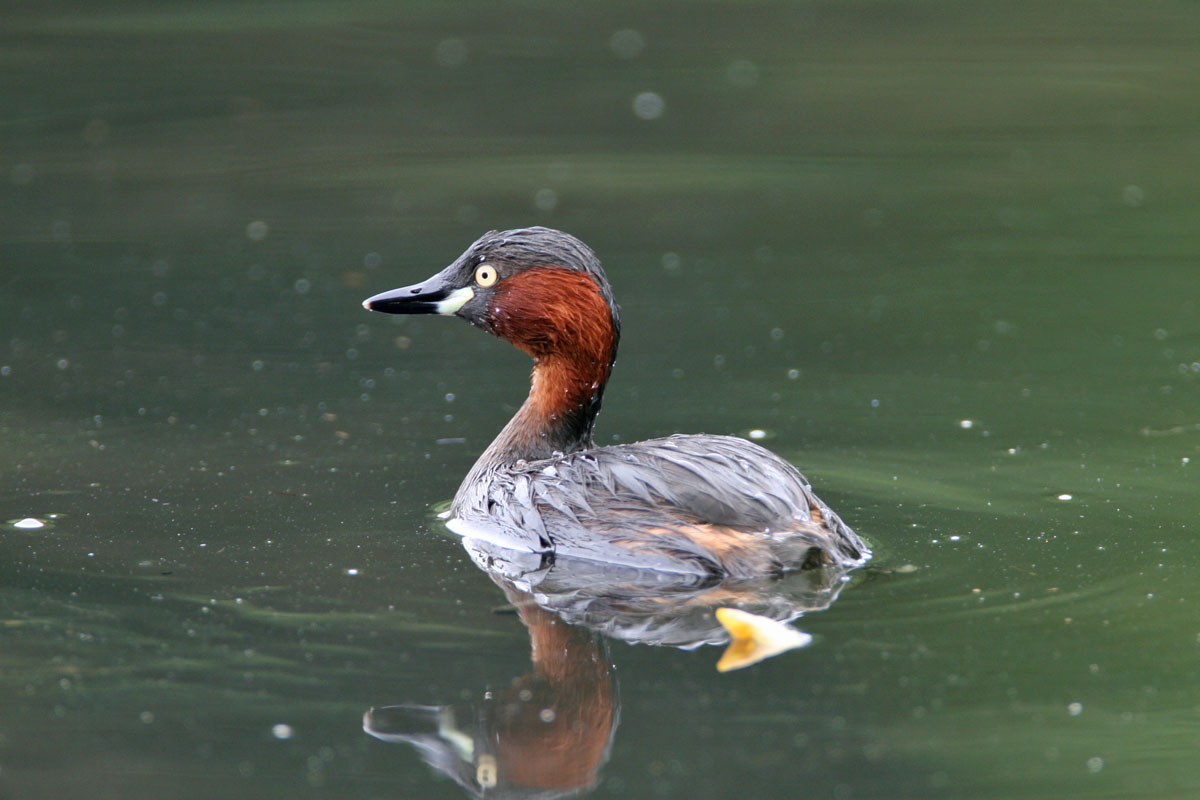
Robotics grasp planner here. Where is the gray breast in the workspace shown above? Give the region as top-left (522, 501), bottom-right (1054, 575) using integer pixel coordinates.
top-left (451, 434), bottom-right (868, 576)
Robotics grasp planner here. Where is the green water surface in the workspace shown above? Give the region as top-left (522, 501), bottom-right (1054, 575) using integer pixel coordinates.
top-left (2, 2), bottom-right (1199, 798)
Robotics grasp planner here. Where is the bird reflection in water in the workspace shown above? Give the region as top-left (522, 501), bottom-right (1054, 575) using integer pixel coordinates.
top-left (365, 576), bottom-right (615, 799)
top-left (363, 538), bottom-right (855, 798)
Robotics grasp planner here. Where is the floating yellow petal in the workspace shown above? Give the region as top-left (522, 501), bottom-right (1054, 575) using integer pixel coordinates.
top-left (714, 607), bottom-right (812, 672)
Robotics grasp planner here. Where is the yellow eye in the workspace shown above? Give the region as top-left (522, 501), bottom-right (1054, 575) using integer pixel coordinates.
top-left (474, 264), bottom-right (498, 288)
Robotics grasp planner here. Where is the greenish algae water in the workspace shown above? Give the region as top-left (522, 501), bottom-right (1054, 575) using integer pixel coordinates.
top-left (2, 2), bottom-right (1199, 797)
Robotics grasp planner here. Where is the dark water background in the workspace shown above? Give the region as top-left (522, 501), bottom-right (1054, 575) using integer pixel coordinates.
top-left (3, 2), bottom-right (1199, 798)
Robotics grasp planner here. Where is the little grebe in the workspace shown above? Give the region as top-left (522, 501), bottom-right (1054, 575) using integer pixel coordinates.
top-left (364, 227), bottom-right (869, 579)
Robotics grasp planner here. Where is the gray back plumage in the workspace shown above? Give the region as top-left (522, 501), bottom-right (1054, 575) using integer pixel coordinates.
top-left (452, 434), bottom-right (869, 579)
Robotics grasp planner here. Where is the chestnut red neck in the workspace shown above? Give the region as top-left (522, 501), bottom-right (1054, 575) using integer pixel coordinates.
top-left (474, 266), bottom-right (619, 466)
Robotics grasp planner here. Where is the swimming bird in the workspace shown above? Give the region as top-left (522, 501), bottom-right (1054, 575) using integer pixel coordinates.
top-left (363, 227), bottom-right (869, 580)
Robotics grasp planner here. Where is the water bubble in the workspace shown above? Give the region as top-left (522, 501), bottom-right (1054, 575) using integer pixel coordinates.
top-left (151, 259), bottom-right (170, 278)
top-left (787, 369), bottom-right (800, 380)
top-left (1068, 702), bottom-right (1083, 716)
top-left (55, 359), bottom-right (69, 370)
top-left (1086, 756), bottom-right (1104, 774)
top-left (12, 518), bottom-right (46, 530)
top-left (293, 278), bottom-right (311, 295)
top-left (10, 163), bottom-right (34, 185)
top-left (435, 38), bottom-right (468, 67)
top-left (91, 157), bottom-right (117, 183)
top-left (1153, 328), bottom-right (1168, 341)
top-left (533, 187), bottom-right (558, 211)
top-left (725, 59), bottom-right (759, 88)
top-left (251, 360), bottom-right (264, 372)
top-left (364, 252), bottom-right (382, 269)
top-left (82, 118), bottom-right (110, 146)
top-left (0, 366), bottom-right (10, 377)
top-left (609, 29), bottom-right (645, 59)
top-left (538, 708), bottom-right (557, 723)
top-left (1008, 147), bottom-right (1032, 173)
top-left (272, 724), bottom-right (294, 740)
top-left (1057, 493), bottom-right (1073, 501)
top-left (959, 419), bottom-right (974, 429)
top-left (632, 91), bottom-right (664, 120)
top-left (748, 429), bottom-right (766, 440)
top-left (246, 220), bottom-right (270, 241)
top-left (1121, 185), bottom-right (1143, 207)
top-left (661, 252), bottom-right (681, 272)
top-left (152, 291), bottom-right (167, 306)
